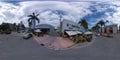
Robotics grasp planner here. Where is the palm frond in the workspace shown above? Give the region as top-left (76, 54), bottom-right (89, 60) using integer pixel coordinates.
top-left (36, 17), bottom-right (40, 23)
top-left (28, 15), bottom-right (33, 17)
top-left (36, 14), bottom-right (39, 16)
top-left (32, 12), bottom-right (35, 16)
top-left (28, 18), bottom-right (32, 22)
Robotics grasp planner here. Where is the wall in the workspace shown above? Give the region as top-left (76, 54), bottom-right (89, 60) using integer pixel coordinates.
top-left (61, 19), bottom-right (84, 33)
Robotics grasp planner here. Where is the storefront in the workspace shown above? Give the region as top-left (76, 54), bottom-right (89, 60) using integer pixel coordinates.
top-left (35, 24), bottom-right (55, 34)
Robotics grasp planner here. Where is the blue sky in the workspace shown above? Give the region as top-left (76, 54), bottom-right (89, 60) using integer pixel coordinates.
top-left (0, 0), bottom-right (120, 28)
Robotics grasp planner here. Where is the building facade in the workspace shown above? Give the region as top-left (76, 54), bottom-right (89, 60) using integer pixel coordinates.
top-left (35, 24), bottom-right (55, 34)
top-left (106, 24), bottom-right (118, 34)
top-left (99, 24), bottom-right (118, 34)
top-left (61, 20), bottom-right (84, 34)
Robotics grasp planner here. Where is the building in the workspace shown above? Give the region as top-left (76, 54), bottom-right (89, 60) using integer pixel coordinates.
top-left (61, 19), bottom-right (84, 34)
top-left (35, 24), bottom-right (55, 34)
top-left (106, 24), bottom-right (118, 34)
top-left (99, 24), bottom-right (118, 34)
top-left (34, 20), bottom-right (84, 36)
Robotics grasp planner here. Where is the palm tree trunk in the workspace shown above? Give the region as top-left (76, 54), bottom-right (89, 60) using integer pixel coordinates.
top-left (100, 25), bottom-right (103, 35)
top-left (101, 27), bottom-right (102, 34)
top-left (31, 19), bottom-right (36, 30)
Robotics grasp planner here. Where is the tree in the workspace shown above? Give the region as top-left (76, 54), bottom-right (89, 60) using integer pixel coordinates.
top-left (28, 12), bottom-right (40, 29)
top-left (92, 20), bottom-right (109, 33)
top-left (97, 20), bottom-right (106, 33)
top-left (17, 21), bottom-right (26, 32)
top-left (0, 23), bottom-right (10, 31)
top-left (92, 23), bottom-right (100, 32)
top-left (13, 23), bottom-right (17, 31)
top-left (0, 23), bottom-right (11, 34)
top-left (79, 19), bottom-right (88, 29)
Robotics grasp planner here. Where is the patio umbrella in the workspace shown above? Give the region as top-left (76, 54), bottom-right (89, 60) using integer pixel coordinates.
top-left (84, 31), bottom-right (93, 35)
top-left (65, 31), bottom-right (82, 36)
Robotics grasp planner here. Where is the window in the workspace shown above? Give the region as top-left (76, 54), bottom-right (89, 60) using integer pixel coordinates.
top-left (67, 24), bottom-right (69, 27)
top-left (69, 27), bottom-right (73, 29)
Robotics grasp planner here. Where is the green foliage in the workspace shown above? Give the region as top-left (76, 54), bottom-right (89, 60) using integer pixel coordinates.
top-left (97, 20), bottom-right (105, 27)
top-left (0, 23), bottom-right (10, 31)
top-left (91, 24), bottom-right (100, 32)
top-left (79, 19), bottom-right (88, 29)
top-left (91, 20), bottom-right (109, 33)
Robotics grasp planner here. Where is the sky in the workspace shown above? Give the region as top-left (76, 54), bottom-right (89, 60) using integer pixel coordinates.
top-left (0, 0), bottom-right (120, 28)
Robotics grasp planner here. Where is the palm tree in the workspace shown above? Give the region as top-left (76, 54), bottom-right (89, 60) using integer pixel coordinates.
top-left (92, 23), bottom-right (100, 32)
top-left (78, 19), bottom-right (88, 29)
top-left (97, 20), bottom-right (105, 34)
top-left (28, 12), bottom-right (40, 30)
top-left (105, 20), bottom-right (109, 26)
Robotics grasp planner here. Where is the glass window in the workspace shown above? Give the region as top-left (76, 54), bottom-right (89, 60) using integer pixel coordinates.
top-left (67, 24), bottom-right (69, 26)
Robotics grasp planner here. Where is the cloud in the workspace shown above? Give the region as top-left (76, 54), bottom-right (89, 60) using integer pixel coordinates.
top-left (0, 1), bottom-right (92, 27)
top-left (85, 1), bottom-right (120, 28)
top-left (103, 1), bottom-right (120, 25)
top-left (0, 2), bottom-right (23, 23)
top-left (0, 0), bottom-right (119, 2)
top-left (0, 1), bottom-right (120, 28)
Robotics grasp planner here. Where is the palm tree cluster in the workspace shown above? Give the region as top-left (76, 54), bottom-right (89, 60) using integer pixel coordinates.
top-left (91, 24), bottom-right (100, 32)
top-left (92, 20), bottom-right (109, 33)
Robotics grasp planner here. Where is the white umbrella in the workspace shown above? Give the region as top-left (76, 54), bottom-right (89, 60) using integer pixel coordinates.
top-left (84, 31), bottom-right (93, 34)
top-left (65, 31), bottom-right (82, 36)
top-left (76, 31), bottom-right (82, 34)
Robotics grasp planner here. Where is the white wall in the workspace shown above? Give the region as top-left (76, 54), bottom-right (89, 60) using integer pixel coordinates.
top-left (112, 25), bottom-right (118, 34)
top-left (61, 19), bottom-right (83, 33)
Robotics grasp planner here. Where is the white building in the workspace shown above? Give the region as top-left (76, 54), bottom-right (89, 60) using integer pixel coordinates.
top-left (35, 24), bottom-right (55, 34)
top-left (106, 24), bottom-right (118, 34)
top-left (34, 20), bottom-right (84, 36)
top-left (61, 19), bottom-right (84, 34)
top-left (99, 24), bottom-right (118, 34)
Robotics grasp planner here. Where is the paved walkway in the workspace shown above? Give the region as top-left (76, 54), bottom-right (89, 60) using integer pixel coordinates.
top-left (33, 34), bottom-right (74, 50)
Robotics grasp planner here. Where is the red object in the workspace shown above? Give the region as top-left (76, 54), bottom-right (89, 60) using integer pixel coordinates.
top-left (107, 27), bottom-right (111, 33)
top-left (102, 32), bottom-right (104, 36)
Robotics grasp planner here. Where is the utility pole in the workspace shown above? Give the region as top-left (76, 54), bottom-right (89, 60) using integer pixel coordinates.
top-left (59, 15), bottom-right (63, 36)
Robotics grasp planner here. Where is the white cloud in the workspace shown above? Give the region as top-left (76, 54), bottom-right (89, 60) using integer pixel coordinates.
top-left (104, 1), bottom-right (120, 25)
top-left (0, 2), bottom-right (23, 24)
top-left (0, 1), bottom-right (120, 28)
top-left (0, 0), bottom-right (119, 2)
top-left (0, 1), bottom-right (92, 27)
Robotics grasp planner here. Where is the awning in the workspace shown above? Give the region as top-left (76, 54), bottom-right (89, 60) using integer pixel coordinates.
top-left (65, 31), bottom-right (82, 36)
top-left (84, 31), bottom-right (93, 34)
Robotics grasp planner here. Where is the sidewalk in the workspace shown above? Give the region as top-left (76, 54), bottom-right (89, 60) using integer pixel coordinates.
top-left (33, 35), bottom-right (74, 50)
